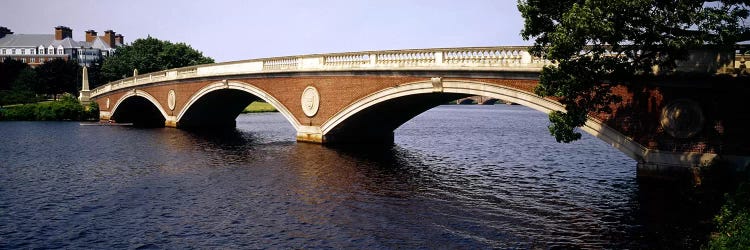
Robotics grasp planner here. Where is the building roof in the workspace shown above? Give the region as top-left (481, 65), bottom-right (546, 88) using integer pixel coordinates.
top-left (0, 34), bottom-right (55, 47)
top-left (52, 37), bottom-right (85, 48)
top-left (0, 34), bottom-right (113, 50)
top-left (90, 37), bottom-right (113, 50)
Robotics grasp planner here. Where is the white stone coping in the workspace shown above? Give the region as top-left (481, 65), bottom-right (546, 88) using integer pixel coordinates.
top-left (90, 46), bottom-right (549, 98)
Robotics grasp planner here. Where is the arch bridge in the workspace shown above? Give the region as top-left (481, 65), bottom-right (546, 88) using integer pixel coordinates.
top-left (86, 46), bottom-right (750, 180)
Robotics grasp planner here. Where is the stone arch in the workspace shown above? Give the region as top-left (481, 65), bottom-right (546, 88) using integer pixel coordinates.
top-left (321, 79), bottom-right (647, 162)
top-left (176, 80), bottom-right (301, 130)
top-left (110, 89), bottom-right (169, 126)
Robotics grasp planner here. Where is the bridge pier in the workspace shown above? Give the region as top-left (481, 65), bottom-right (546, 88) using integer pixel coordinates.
top-left (165, 116), bottom-right (178, 127)
top-left (295, 126), bottom-right (395, 145)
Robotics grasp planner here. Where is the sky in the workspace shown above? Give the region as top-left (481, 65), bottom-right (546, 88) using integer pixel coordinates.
top-left (1, 0), bottom-right (530, 63)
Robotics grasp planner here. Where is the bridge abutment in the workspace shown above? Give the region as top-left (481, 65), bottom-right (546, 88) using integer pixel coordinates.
top-left (637, 152), bottom-right (750, 184)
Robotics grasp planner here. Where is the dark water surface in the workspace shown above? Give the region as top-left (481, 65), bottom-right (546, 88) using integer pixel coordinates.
top-left (0, 105), bottom-right (712, 248)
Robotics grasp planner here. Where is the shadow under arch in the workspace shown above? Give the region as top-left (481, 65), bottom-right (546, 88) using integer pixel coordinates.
top-left (110, 90), bottom-right (168, 127)
top-left (176, 81), bottom-right (301, 130)
top-left (321, 80), bottom-right (647, 162)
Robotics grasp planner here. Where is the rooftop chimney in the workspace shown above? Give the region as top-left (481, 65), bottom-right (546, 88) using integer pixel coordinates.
top-left (55, 26), bottom-right (72, 40)
top-left (0, 27), bottom-right (12, 39)
top-left (103, 30), bottom-right (116, 48)
top-left (85, 30), bottom-right (97, 43)
top-left (114, 34), bottom-right (124, 46)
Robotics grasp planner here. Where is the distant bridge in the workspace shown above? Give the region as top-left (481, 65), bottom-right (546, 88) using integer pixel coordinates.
top-left (84, 46), bottom-right (750, 180)
top-left (455, 96), bottom-right (514, 105)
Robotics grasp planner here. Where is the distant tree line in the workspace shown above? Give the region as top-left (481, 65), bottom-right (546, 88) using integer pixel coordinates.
top-left (0, 57), bottom-right (82, 106)
top-left (0, 36), bottom-right (214, 107)
top-left (99, 36), bottom-right (214, 83)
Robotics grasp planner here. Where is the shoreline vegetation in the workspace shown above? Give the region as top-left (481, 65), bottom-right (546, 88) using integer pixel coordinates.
top-left (242, 101), bottom-right (277, 113)
top-left (708, 180), bottom-right (750, 248)
top-left (0, 94), bottom-right (98, 121)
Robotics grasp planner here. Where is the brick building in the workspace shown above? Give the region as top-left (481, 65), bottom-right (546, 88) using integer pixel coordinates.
top-left (0, 26), bottom-right (124, 67)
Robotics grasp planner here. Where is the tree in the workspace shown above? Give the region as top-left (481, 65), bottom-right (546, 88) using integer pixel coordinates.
top-left (0, 58), bottom-right (37, 106)
top-left (11, 67), bottom-right (40, 92)
top-left (100, 36), bottom-right (214, 83)
top-left (518, 0), bottom-right (750, 142)
top-left (36, 58), bottom-right (81, 99)
top-left (0, 57), bottom-right (29, 91)
top-left (86, 57), bottom-right (106, 89)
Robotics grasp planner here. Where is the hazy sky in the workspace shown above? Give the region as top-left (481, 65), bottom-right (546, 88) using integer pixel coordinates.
top-left (1, 0), bottom-right (530, 62)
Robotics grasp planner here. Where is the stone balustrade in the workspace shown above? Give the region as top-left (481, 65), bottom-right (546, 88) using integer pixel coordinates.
top-left (89, 45), bottom-right (747, 98)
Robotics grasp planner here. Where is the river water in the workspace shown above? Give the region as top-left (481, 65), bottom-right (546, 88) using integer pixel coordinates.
top-left (0, 105), bottom-right (713, 248)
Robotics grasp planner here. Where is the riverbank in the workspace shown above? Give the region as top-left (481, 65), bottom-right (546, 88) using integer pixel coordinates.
top-left (242, 101), bottom-right (277, 113)
top-left (0, 94), bottom-right (98, 121)
top-left (708, 180), bottom-right (750, 248)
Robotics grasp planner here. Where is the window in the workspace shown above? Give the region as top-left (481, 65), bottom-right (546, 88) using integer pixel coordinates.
top-left (1, 49), bottom-right (5, 54)
top-left (57, 48), bottom-right (63, 54)
top-left (30, 58), bottom-right (35, 63)
top-left (21, 49), bottom-right (25, 55)
top-left (11, 49), bottom-right (15, 54)
top-left (21, 58), bottom-right (26, 63)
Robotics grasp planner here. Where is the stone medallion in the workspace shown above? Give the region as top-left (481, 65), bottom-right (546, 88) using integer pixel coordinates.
top-left (301, 86), bottom-right (320, 117)
top-left (106, 98), bottom-right (110, 109)
top-left (167, 89), bottom-right (176, 111)
top-left (660, 99), bottom-right (704, 139)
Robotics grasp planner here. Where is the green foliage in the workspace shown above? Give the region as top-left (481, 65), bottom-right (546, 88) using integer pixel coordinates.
top-left (0, 94), bottom-right (96, 121)
top-left (709, 183), bottom-right (750, 249)
top-left (12, 67), bottom-right (41, 92)
top-left (85, 58), bottom-right (106, 89)
top-left (242, 101), bottom-right (278, 113)
top-left (0, 90), bottom-right (40, 107)
top-left (85, 101), bottom-right (99, 120)
top-left (35, 58), bottom-right (81, 99)
top-left (518, 0), bottom-right (750, 142)
top-left (1, 55), bottom-right (81, 105)
top-left (100, 37), bottom-right (214, 83)
top-left (0, 67), bottom-right (42, 106)
top-left (0, 57), bottom-right (29, 91)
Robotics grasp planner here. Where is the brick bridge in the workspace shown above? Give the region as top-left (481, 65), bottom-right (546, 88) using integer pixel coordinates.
top-left (84, 46), bottom-right (750, 180)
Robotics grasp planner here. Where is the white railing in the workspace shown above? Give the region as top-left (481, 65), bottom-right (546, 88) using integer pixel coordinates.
top-left (263, 57), bottom-right (299, 70)
top-left (89, 45), bottom-right (749, 98)
top-left (91, 46), bottom-right (550, 97)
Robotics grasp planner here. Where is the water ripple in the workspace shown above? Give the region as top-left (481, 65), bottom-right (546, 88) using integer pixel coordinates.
top-left (0, 106), bottom-right (708, 248)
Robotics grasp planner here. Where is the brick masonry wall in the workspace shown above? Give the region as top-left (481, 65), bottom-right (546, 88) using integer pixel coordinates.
top-left (93, 75), bottom-right (749, 155)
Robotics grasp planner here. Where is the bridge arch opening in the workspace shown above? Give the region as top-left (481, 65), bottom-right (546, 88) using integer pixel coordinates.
top-left (110, 95), bottom-right (167, 127)
top-left (321, 80), bottom-right (647, 162)
top-left (178, 89), bottom-right (256, 128)
top-left (176, 81), bottom-right (301, 130)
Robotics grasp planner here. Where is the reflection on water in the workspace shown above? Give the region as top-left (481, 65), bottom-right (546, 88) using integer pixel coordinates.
top-left (0, 105), bottom-right (714, 248)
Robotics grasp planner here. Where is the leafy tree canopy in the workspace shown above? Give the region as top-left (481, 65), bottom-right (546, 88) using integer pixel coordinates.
top-left (518, 0), bottom-right (750, 142)
top-left (100, 37), bottom-right (214, 83)
top-left (0, 58), bottom-right (29, 91)
top-left (36, 58), bottom-right (81, 99)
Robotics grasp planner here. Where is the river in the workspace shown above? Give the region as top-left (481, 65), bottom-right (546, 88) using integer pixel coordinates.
top-left (0, 105), bottom-right (713, 248)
